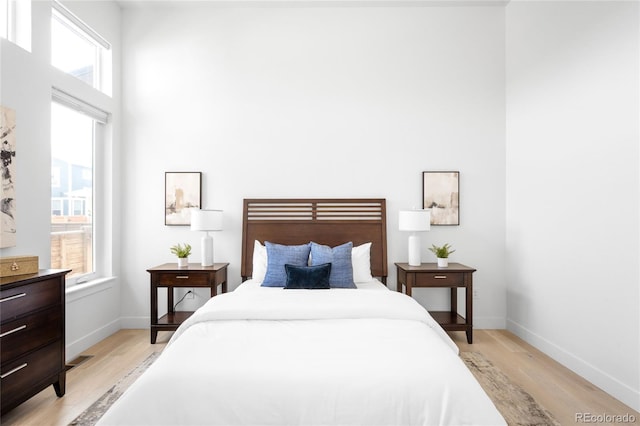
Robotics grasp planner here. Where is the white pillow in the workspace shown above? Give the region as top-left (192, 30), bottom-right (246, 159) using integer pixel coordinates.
top-left (352, 242), bottom-right (373, 283)
top-left (252, 240), bottom-right (267, 283)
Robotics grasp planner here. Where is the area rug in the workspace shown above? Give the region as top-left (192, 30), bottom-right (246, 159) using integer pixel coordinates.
top-left (69, 352), bottom-right (160, 426)
top-left (460, 351), bottom-right (560, 426)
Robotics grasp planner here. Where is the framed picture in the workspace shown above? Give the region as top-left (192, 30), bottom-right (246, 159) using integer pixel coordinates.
top-left (165, 172), bottom-right (202, 226)
top-left (423, 171), bottom-right (459, 225)
top-left (1, 105), bottom-right (16, 248)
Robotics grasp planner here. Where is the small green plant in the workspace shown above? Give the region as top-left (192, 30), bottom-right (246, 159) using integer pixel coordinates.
top-left (428, 243), bottom-right (455, 259)
top-left (170, 243), bottom-right (192, 258)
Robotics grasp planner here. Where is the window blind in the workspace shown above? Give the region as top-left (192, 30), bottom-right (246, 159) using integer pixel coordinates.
top-left (51, 87), bottom-right (110, 124)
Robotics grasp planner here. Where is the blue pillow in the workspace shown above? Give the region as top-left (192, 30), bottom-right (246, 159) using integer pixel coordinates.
top-left (310, 241), bottom-right (356, 288)
top-left (261, 242), bottom-right (311, 287)
top-left (284, 263), bottom-right (331, 289)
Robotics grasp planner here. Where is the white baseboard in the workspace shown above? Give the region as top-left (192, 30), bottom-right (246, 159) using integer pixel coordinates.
top-left (66, 318), bottom-right (121, 362)
top-left (120, 316), bottom-right (150, 329)
top-left (474, 316), bottom-right (506, 329)
top-left (507, 319), bottom-right (640, 412)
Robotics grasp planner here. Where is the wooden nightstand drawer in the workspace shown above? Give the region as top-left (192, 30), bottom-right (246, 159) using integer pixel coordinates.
top-left (415, 272), bottom-right (464, 287)
top-left (1, 307), bottom-right (62, 364)
top-left (0, 279), bottom-right (61, 322)
top-left (156, 273), bottom-right (208, 286)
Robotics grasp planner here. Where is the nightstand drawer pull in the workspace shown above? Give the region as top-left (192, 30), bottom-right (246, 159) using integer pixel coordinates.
top-left (176, 276), bottom-right (189, 279)
top-left (0, 324), bottom-right (27, 338)
top-left (1, 363), bottom-right (28, 379)
top-left (0, 292), bottom-right (27, 303)
top-left (434, 275), bottom-right (447, 279)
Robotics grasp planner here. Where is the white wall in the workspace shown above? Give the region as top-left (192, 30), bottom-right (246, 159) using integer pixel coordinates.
top-left (506, 1), bottom-right (639, 411)
top-left (119, 3), bottom-right (506, 328)
top-left (0, 0), bottom-right (122, 361)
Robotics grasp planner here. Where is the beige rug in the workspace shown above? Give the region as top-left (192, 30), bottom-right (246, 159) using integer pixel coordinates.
top-left (461, 351), bottom-right (560, 426)
top-left (69, 352), bottom-right (160, 426)
top-left (71, 350), bottom-right (558, 426)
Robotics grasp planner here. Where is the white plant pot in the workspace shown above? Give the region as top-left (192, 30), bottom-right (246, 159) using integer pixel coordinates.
top-left (437, 258), bottom-right (448, 268)
top-left (178, 257), bottom-right (189, 268)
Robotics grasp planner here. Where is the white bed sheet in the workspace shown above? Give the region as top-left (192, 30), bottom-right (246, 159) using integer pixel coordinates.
top-left (98, 282), bottom-right (505, 426)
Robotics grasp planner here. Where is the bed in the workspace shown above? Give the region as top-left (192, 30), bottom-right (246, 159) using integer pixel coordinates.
top-left (98, 199), bottom-right (505, 426)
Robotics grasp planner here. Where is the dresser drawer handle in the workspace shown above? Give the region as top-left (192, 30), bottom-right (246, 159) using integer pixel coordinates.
top-left (434, 275), bottom-right (447, 279)
top-left (0, 293), bottom-right (27, 303)
top-left (0, 324), bottom-right (27, 338)
top-left (175, 276), bottom-right (189, 279)
top-left (1, 363), bottom-right (28, 379)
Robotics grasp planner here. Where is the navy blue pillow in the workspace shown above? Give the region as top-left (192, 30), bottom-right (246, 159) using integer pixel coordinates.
top-left (284, 263), bottom-right (332, 289)
top-left (261, 242), bottom-right (311, 287)
top-left (310, 241), bottom-right (356, 288)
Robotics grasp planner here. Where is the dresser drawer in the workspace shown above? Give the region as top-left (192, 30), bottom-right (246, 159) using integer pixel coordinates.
top-left (0, 279), bottom-right (62, 322)
top-left (156, 273), bottom-right (208, 286)
top-left (1, 308), bottom-right (62, 364)
top-left (1, 342), bottom-right (62, 404)
top-left (415, 272), bottom-right (464, 287)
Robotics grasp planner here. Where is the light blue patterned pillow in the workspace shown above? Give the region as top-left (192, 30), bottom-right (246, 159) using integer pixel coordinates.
top-left (261, 242), bottom-right (311, 287)
top-left (310, 241), bottom-right (355, 288)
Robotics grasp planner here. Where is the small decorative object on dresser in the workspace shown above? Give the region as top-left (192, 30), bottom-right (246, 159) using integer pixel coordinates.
top-left (1, 269), bottom-right (70, 415)
top-left (0, 255), bottom-right (38, 277)
top-left (395, 262), bottom-right (475, 343)
top-left (428, 243), bottom-right (455, 267)
top-left (148, 262), bottom-right (229, 343)
top-left (170, 243), bottom-right (192, 268)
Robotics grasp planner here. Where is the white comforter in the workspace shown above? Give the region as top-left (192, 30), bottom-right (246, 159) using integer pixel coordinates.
top-left (98, 283), bottom-right (505, 426)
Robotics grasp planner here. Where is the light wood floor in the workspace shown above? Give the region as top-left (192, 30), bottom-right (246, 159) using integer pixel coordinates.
top-left (2, 329), bottom-right (638, 425)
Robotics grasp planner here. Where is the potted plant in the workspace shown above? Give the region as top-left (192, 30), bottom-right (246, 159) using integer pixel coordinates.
top-left (170, 243), bottom-right (192, 268)
top-left (428, 243), bottom-right (455, 267)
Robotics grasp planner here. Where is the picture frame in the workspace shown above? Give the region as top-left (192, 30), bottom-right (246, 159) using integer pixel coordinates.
top-left (165, 172), bottom-right (202, 226)
top-left (423, 171), bottom-right (459, 225)
top-left (1, 105), bottom-right (16, 248)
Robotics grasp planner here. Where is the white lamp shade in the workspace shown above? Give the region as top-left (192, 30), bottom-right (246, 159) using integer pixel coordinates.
top-left (191, 209), bottom-right (223, 231)
top-left (398, 210), bottom-right (431, 232)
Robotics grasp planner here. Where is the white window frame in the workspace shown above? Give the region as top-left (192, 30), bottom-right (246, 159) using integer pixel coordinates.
top-left (51, 88), bottom-right (110, 287)
top-left (51, 0), bottom-right (112, 94)
top-left (0, 0), bottom-right (30, 50)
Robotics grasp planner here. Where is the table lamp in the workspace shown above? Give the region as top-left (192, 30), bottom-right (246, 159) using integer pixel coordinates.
top-left (191, 209), bottom-right (223, 266)
top-left (399, 209), bottom-right (431, 266)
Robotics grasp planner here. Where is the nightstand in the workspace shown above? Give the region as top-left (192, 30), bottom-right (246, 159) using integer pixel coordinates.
top-left (148, 263), bottom-right (229, 344)
top-left (395, 262), bottom-right (475, 344)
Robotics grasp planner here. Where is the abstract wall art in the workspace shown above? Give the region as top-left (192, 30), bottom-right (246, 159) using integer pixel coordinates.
top-left (165, 172), bottom-right (202, 226)
top-left (1, 106), bottom-right (16, 248)
top-left (423, 171), bottom-right (460, 225)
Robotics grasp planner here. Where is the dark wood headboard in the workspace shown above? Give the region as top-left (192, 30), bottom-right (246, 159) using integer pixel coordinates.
top-left (241, 199), bottom-right (387, 283)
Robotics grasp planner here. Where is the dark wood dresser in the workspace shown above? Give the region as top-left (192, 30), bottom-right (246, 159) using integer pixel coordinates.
top-left (1, 269), bottom-right (70, 415)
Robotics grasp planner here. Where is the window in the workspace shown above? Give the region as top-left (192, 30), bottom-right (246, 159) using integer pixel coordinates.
top-left (51, 1), bottom-right (112, 95)
top-left (50, 2), bottom-right (111, 286)
top-left (51, 101), bottom-right (96, 282)
top-left (51, 91), bottom-right (108, 285)
top-left (0, 0), bottom-right (31, 50)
